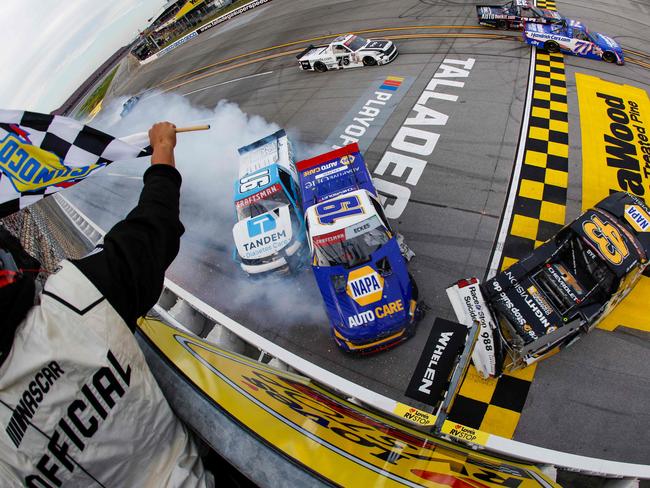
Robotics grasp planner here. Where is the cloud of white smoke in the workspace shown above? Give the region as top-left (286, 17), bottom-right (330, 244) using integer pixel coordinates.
top-left (72, 92), bottom-right (328, 328)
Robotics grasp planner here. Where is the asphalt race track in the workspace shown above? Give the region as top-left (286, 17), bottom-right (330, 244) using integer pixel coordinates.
top-left (64, 0), bottom-right (650, 464)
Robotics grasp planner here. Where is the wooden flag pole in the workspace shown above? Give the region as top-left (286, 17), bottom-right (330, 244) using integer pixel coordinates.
top-left (175, 125), bottom-right (210, 133)
top-left (120, 125), bottom-right (211, 147)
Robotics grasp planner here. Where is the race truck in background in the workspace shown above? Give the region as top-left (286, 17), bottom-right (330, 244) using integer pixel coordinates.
top-left (523, 19), bottom-right (624, 64)
top-left (232, 129), bottom-right (306, 276)
top-left (447, 192), bottom-right (650, 377)
top-left (476, 0), bottom-right (564, 30)
top-left (120, 95), bottom-right (140, 117)
top-left (296, 34), bottom-right (398, 72)
top-left (296, 144), bottom-right (423, 353)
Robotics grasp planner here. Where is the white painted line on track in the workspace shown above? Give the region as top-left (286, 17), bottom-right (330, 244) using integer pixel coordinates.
top-left (181, 71), bottom-right (273, 96)
top-left (486, 46), bottom-right (537, 279)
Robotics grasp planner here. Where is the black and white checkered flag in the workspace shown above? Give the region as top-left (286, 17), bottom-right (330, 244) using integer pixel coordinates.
top-left (0, 110), bottom-right (152, 219)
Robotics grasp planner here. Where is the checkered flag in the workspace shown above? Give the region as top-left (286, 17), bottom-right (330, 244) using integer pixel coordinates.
top-left (0, 110), bottom-right (152, 218)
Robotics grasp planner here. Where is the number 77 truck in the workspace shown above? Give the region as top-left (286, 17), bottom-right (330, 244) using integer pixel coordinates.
top-left (296, 143), bottom-right (423, 353)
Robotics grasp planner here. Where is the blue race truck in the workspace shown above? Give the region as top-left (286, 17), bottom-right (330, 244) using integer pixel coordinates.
top-left (523, 20), bottom-right (624, 64)
top-left (296, 143), bottom-right (423, 353)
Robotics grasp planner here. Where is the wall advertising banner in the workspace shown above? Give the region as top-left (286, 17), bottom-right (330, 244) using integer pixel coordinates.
top-left (138, 318), bottom-right (557, 487)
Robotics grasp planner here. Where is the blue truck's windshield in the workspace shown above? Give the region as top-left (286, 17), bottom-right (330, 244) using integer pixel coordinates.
top-left (314, 219), bottom-right (390, 268)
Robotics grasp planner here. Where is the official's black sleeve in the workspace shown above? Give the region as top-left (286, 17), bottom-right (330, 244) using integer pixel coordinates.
top-left (72, 165), bottom-right (185, 331)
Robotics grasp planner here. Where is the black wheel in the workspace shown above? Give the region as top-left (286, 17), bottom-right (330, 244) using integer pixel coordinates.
top-left (362, 56), bottom-right (377, 66)
top-left (496, 20), bottom-right (508, 30)
top-left (544, 40), bottom-right (560, 53)
top-left (408, 273), bottom-right (419, 300)
top-left (313, 61), bottom-right (327, 73)
top-left (602, 51), bottom-right (617, 63)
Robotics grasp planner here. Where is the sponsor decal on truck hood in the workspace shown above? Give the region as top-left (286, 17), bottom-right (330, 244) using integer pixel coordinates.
top-left (361, 40), bottom-right (391, 51)
top-left (487, 269), bottom-right (564, 344)
top-left (313, 240), bottom-right (413, 343)
top-left (233, 205), bottom-right (293, 260)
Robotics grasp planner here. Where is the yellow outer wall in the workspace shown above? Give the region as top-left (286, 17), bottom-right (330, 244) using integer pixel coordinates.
top-left (139, 318), bottom-right (558, 487)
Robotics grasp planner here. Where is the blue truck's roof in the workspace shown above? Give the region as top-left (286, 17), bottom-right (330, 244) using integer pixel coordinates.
top-left (296, 144), bottom-right (375, 214)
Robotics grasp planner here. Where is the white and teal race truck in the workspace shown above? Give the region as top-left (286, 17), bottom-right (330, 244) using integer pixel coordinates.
top-left (232, 129), bottom-right (307, 276)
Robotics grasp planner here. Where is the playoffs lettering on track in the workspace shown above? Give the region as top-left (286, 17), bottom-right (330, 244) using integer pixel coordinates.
top-left (371, 58), bottom-right (476, 219)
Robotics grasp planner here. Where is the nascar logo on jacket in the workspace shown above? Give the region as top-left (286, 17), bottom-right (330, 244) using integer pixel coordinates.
top-left (346, 266), bottom-right (384, 306)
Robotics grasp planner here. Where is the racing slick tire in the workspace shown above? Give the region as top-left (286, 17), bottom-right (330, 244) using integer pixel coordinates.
top-left (362, 56), bottom-right (377, 66)
top-left (408, 273), bottom-right (427, 324)
top-left (496, 20), bottom-right (508, 30)
top-left (313, 61), bottom-right (328, 72)
top-left (543, 40), bottom-right (560, 53)
top-left (602, 51), bottom-right (617, 63)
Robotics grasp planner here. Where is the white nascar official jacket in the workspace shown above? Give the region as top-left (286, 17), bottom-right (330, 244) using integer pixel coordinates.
top-left (0, 262), bottom-right (210, 487)
top-left (0, 165), bottom-right (212, 487)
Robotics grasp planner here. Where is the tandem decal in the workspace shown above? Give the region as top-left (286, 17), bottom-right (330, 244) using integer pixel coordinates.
top-left (243, 230), bottom-right (287, 252)
top-left (347, 299), bottom-right (404, 327)
top-left (596, 92), bottom-right (649, 197)
top-left (371, 58), bottom-right (476, 218)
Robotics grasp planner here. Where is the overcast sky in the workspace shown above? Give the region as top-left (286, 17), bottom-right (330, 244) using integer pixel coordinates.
top-left (0, 0), bottom-right (165, 113)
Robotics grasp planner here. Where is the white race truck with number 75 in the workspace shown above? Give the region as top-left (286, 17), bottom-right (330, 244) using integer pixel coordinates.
top-left (296, 34), bottom-right (398, 73)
